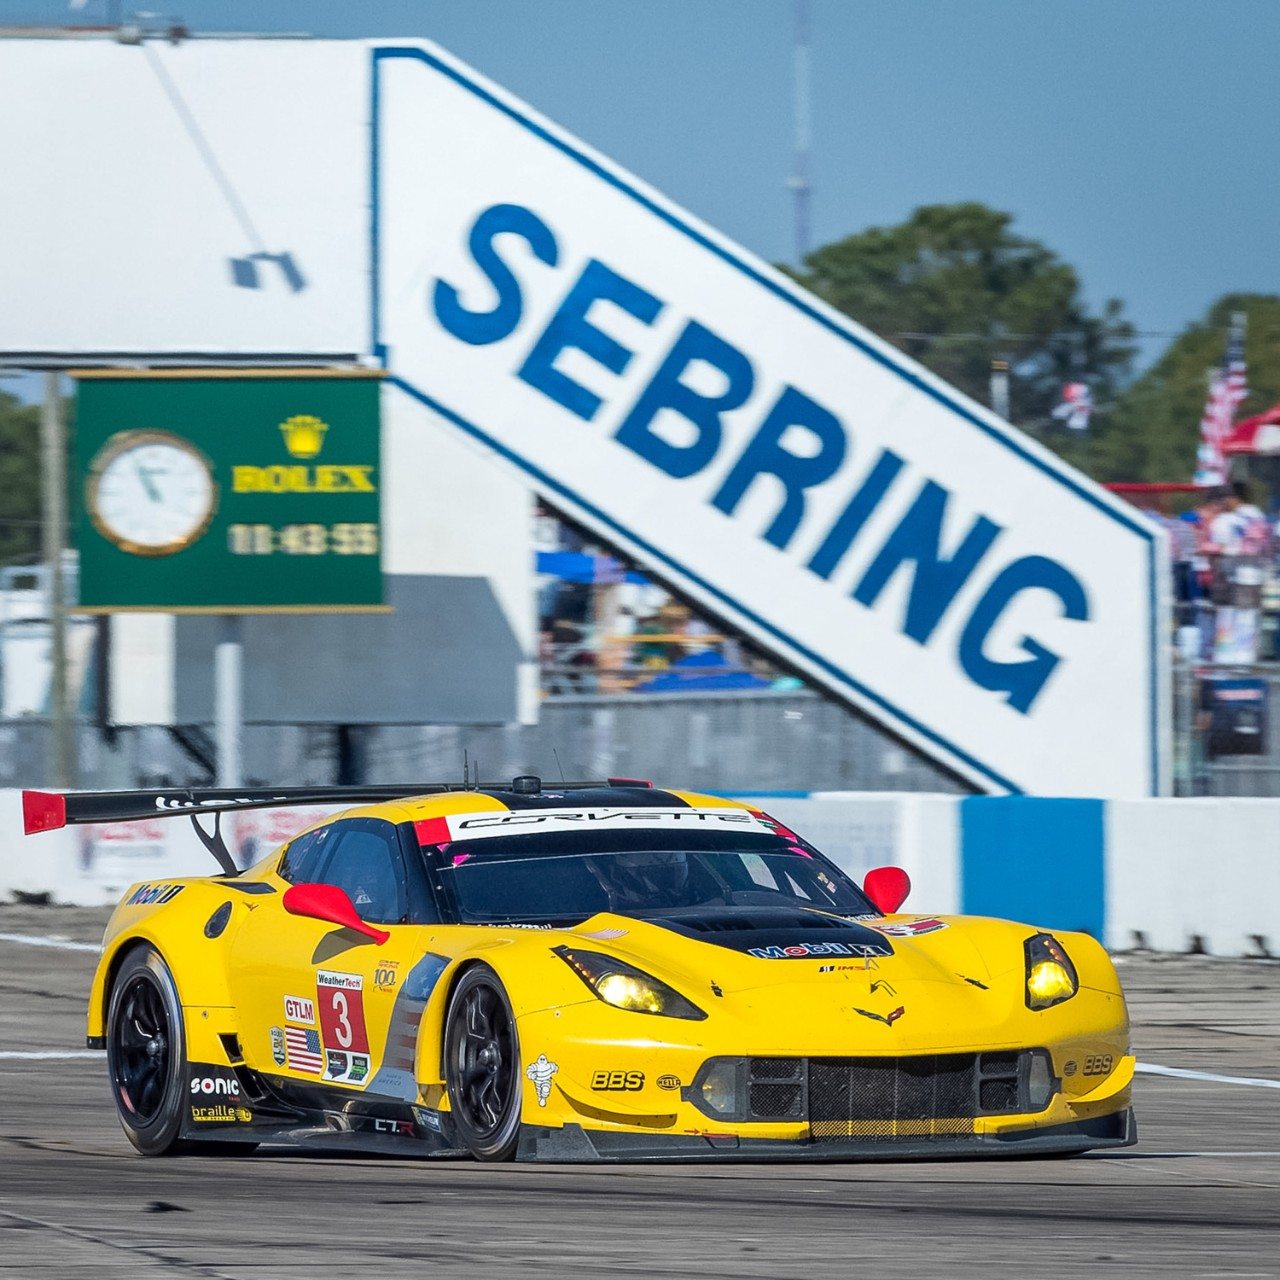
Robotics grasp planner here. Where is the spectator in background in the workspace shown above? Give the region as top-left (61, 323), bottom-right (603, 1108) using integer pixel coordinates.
top-left (680, 612), bottom-right (717, 655)
top-left (1208, 483), bottom-right (1269, 557)
top-left (546, 618), bottom-right (595, 692)
top-left (631, 614), bottom-right (670, 669)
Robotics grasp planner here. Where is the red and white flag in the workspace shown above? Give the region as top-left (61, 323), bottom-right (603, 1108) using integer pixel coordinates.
top-left (1195, 313), bottom-right (1248, 486)
top-left (1052, 382), bottom-right (1094, 432)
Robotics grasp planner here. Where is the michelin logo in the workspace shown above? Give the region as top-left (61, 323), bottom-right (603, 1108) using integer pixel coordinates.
top-left (525, 1054), bottom-right (558, 1107)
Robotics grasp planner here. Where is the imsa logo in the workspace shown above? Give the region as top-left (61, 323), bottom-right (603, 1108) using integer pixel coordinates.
top-left (591, 1070), bottom-right (645, 1092)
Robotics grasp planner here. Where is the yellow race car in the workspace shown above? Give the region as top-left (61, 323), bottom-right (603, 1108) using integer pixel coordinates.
top-left (22, 778), bottom-right (1134, 1161)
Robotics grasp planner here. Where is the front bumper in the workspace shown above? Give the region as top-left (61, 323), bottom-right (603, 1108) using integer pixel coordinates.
top-left (517, 1107), bottom-right (1136, 1162)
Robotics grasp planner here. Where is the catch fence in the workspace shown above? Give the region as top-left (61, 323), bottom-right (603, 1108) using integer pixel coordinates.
top-left (2, 666), bottom-right (1278, 796)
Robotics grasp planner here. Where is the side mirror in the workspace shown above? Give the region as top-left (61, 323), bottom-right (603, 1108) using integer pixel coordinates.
top-left (282, 883), bottom-right (390, 945)
top-left (863, 866), bottom-right (911, 915)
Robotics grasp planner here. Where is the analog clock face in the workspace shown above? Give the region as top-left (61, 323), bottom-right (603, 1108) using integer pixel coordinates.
top-left (88, 431), bottom-right (217, 556)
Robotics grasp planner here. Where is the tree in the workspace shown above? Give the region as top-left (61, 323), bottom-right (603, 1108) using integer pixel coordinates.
top-left (0, 391), bottom-right (41, 566)
top-left (789, 202), bottom-right (1136, 434)
top-left (1087, 294), bottom-right (1280, 483)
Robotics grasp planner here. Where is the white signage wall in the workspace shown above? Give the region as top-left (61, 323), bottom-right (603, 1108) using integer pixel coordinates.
top-left (374, 44), bottom-right (1165, 797)
top-left (0, 37), bottom-right (1166, 796)
top-left (0, 40), bottom-right (367, 358)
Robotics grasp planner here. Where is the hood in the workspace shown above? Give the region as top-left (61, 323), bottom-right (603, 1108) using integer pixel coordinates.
top-left (554, 909), bottom-right (1048, 1055)
top-left (569, 908), bottom-right (1003, 996)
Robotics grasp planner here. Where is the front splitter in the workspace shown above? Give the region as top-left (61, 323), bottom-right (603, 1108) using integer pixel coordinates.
top-left (516, 1108), bottom-right (1136, 1162)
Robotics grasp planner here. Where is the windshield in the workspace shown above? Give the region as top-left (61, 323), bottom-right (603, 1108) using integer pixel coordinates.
top-left (420, 828), bottom-right (875, 926)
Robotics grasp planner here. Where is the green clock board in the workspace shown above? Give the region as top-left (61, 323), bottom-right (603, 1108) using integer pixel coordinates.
top-left (75, 372), bottom-right (384, 612)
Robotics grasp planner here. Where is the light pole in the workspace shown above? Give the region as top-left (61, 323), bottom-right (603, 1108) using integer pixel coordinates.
top-left (788, 0), bottom-right (813, 265)
top-left (41, 371), bottom-right (74, 788)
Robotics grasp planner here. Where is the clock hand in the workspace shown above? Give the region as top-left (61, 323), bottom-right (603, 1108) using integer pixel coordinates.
top-left (134, 461), bottom-right (162, 503)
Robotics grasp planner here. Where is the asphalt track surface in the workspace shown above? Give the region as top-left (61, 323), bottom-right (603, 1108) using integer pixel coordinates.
top-left (1, 906), bottom-right (1277, 1279)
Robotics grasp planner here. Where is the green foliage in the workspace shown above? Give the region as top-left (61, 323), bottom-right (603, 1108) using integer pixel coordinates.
top-left (0, 390), bottom-right (76, 568)
top-left (789, 202), bottom-right (1136, 431)
top-left (0, 392), bottom-right (41, 566)
top-left (1087, 294), bottom-right (1280, 482)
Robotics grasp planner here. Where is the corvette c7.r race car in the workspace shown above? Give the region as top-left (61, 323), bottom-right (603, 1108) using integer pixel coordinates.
top-left (22, 778), bottom-right (1134, 1162)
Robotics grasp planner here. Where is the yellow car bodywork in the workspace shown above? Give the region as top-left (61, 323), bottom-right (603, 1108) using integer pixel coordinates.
top-left (84, 788), bottom-right (1134, 1160)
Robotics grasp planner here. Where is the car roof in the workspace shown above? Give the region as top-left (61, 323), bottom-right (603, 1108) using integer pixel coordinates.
top-left (343, 786), bottom-right (755, 825)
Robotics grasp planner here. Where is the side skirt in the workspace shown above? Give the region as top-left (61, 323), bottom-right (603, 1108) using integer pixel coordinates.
top-left (179, 1059), bottom-right (466, 1156)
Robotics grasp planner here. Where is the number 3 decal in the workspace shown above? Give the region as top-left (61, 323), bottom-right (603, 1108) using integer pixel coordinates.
top-left (331, 992), bottom-right (353, 1048)
top-left (316, 971), bottom-right (370, 1053)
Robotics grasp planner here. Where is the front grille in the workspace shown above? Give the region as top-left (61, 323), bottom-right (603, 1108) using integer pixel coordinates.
top-left (807, 1055), bottom-right (981, 1141)
top-left (695, 1050), bottom-right (1051, 1142)
top-left (810, 1054), bottom-right (976, 1122)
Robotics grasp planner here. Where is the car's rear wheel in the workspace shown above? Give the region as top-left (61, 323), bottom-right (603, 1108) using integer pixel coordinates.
top-left (443, 966), bottom-right (522, 1161)
top-left (106, 946), bottom-right (190, 1156)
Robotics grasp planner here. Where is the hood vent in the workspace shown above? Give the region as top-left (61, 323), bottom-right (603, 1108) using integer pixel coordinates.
top-left (639, 908), bottom-right (894, 959)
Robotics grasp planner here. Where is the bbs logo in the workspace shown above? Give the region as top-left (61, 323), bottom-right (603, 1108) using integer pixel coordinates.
top-left (591, 1070), bottom-right (644, 1092)
top-left (190, 1076), bottom-right (240, 1097)
top-left (1083, 1055), bottom-right (1113, 1077)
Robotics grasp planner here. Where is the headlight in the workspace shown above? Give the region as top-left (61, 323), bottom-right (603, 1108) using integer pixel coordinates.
top-left (1024, 933), bottom-right (1078, 1010)
top-left (553, 947), bottom-right (707, 1020)
top-left (699, 1061), bottom-right (740, 1115)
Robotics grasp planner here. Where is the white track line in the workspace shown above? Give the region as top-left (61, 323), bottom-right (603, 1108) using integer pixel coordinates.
top-left (0, 932), bottom-right (99, 954)
top-left (1137, 1062), bottom-right (1280, 1090)
top-left (0, 1051), bottom-right (101, 1060)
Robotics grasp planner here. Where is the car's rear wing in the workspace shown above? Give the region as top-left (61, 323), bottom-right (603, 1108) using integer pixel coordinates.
top-left (20, 778), bottom-right (633, 876)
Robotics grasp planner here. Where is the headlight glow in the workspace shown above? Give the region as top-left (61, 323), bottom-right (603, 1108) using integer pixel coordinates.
top-left (596, 972), bottom-right (664, 1014)
top-left (553, 947), bottom-right (707, 1020)
top-left (1024, 933), bottom-right (1079, 1010)
top-left (1027, 961), bottom-right (1074, 1003)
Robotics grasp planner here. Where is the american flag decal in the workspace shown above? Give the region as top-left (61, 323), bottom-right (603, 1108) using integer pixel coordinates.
top-left (285, 1026), bottom-right (323, 1074)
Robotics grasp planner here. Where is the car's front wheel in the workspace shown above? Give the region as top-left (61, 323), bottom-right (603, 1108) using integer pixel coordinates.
top-left (443, 966), bottom-right (522, 1161)
top-left (106, 945), bottom-right (190, 1156)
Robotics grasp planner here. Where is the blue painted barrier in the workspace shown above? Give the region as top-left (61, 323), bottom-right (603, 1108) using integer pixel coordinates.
top-left (960, 798), bottom-right (1105, 937)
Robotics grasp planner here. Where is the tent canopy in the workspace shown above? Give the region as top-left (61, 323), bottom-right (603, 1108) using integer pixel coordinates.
top-left (1224, 403), bottom-right (1280, 455)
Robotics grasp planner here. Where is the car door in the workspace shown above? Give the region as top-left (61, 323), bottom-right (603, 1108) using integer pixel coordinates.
top-left (229, 816), bottom-right (435, 1095)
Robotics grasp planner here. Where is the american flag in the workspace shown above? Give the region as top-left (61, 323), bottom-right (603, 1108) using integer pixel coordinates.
top-left (1052, 382), bottom-right (1095, 432)
top-left (1196, 313), bottom-right (1248, 486)
top-left (285, 1026), bottom-right (323, 1074)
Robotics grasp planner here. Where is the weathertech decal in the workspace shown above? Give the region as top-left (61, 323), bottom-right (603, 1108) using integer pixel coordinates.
top-left (439, 808), bottom-right (774, 841)
top-left (316, 971), bottom-right (369, 1054)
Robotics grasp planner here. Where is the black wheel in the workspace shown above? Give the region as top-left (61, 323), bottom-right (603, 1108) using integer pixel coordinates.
top-left (443, 967), bottom-right (522, 1161)
top-left (106, 946), bottom-right (190, 1156)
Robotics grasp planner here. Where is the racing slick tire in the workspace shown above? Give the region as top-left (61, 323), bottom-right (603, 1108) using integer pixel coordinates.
top-left (443, 965), bottom-right (523, 1162)
top-left (106, 945), bottom-right (193, 1156)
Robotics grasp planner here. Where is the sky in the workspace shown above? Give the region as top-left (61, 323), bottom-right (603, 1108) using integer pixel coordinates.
top-left (3, 0), bottom-right (1278, 399)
